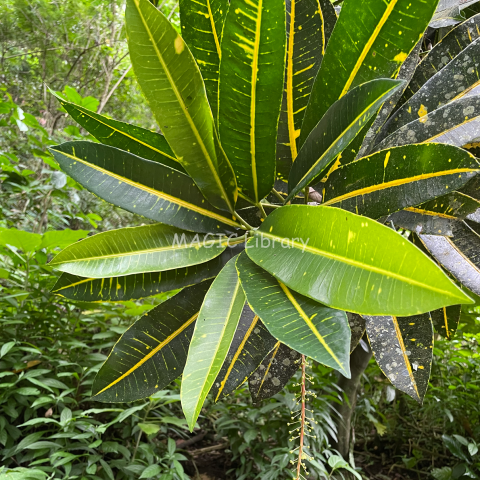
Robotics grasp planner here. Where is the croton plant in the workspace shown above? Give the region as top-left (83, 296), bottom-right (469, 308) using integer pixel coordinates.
top-left (47, 0), bottom-right (480, 431)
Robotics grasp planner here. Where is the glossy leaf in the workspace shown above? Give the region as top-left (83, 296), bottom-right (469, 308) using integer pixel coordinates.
top-left (401, 13), bottom-right (480, 106)
top-left (419, 220), bottom-right (480, 296)
top-left (248, 342), bottom-right (300, 403)
top-left (92, 281), bottom-right (211, 402)
top-left (276, 0), bottom-right (336, 179)
top-left (384, 38), bottom-right (480, 135)
top-left (236, 252), bottom-right (351, 376)
top-left (52, 92), bottom-right (183, 172)
top-left (322, 144), bottom-right (480, 219)
top-left (126, 0), bottom-right (237, 212)
top-left (300, 0), bottom-right (439, 143)
top-left (179, 0), bottom-right (228, 123)
top-left (431, 305), bottom-right (461, 339)
top-left (387, 210), bottom-right (456, 236)
top-left (218, 0), bottom-right (286, 202)
top-left (210, 304), bottom-right (277, 401)
top-left (377, 95), bottom-right (480, 151)
top-left (52, 245), bottom-right (243, 302)
top-left (181, 257), bottom-right (246, 430)
top-left (50, 223), bottom-right (229, 278)
top-left (287, 79), bottom-right (404, 202)
top-left (246, 205), bottom-right (473, 316)
top-left (365, 313), bottom-right (434, 403)
top-left (49, 141), bottom-right (242, 234)
top-left (348, 313), bottom-right (366, 353)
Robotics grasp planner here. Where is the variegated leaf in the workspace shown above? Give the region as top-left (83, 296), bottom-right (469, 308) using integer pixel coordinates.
top-left (431, 305), bottom-right (462, 339)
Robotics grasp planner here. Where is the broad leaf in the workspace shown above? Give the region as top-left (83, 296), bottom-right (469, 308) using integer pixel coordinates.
top-left (181, 257), bottom-right (246, 430)
top-left (218, 0), bottom-right (286, 202)
top-left (365, 313), bottom-right (433, 403)
top-left (52, 92), bottom-right (183, 172)
top-left (50, 223), bottom-right (230, 278)
top-left (248, 342), bottom-right (300, 403)
top-left (236, 252), bottom-right (351, 376)
top-left (300, 0), bottom-right (439, 143)
top-left (52, 245), bottom-right (243, 301)
top-left (276, 0), bottom-right (337, 179)
top-left (384, 38), bottom-right (480, 135)
top-left (401, 13), bottom-right (480, 106)
top-left (246, 205), bottom-right (473, 315)
top-left (49, 141), bottom-right (242, 234)
top-left (92, 281), bottom-right (211, 402)
top-left (419, 220), bottom-right (480, 295)
top-left (431, 305), bottom-right (461, 339)
top-left (430, 0), bottom-right (478, 28)
top-left (179, 0), bottom-right (228, 122)
top-left (0, 228), bottom-right (42, 253)
top-left (210, 304), bottom-right (277, 401)
top-left (126, 0), bottom-right (237, 212)
top-left (322, 144), bottom-right (480, 219)
top-left (286, 79), bottom-right (404, 202)
top-left (348, 313), bottom-right (366, 353)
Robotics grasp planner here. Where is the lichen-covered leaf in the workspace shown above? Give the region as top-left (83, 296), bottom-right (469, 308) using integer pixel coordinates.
top-left (248, 342), bottom-right (300, 404)
top-left (431, 305), bottom-right (462, 339)
top-left (430, 0), bottom-right (478, 28)
top-left (348, 313), bottom-right (366, 353)
top-left (365, 313), bottom-right (434, 403)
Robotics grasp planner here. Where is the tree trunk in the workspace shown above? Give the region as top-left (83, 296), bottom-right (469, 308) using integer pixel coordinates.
top-left (332, 336), bottom-right (372, 459)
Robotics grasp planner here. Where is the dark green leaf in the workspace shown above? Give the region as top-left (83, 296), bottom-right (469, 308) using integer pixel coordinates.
top-left (365, 313), bottom-right (434, 402)
top-left (246, 205), bottom-right (473, 315)
top-left (236, 252), bottom-right (351, 376)
top-left (218, 0), bottom-right (286, 202)
top-left (431, 305), bottom-right (461, 339)
top-left (50, 223), bottom-right (230, 278)
top-left (322, 144), bottom-right (480, 219)
top-left (287, 79), bottom-right (403, 202)
top-left (210, 304), bottom-right (277, 401)
top-left (126, 0), bottom-right (237, 212)
top-left (92, 281), bottom-right (211, 402)
top-left (248, 342), bottom-right (300, 403)
top-left (49, 141), bottom-right (242, 234)
top-left (348, 313), bottom-right (366, 353)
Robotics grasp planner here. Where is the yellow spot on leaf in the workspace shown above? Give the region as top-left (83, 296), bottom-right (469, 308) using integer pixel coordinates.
top-left (174, 36), bottom-right (184, 54)
top-left (418, 104), bottom-right (428, 123)
top-left (393, 52), bottom-right (408, 62)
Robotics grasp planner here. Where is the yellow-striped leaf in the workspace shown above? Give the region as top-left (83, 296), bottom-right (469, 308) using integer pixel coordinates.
top-left (50, 223), bottom-right (230, 278)
top-left (181, 257), bottom-right (246, 431)
top-left (126, 0), bottom-right (237, 212)
top-left (92, 281), bottom-right (211, 402)
top-left (236, 252), bottom-right (351, 376)
top-left (210, 304), bottom-right (277, 401)
top-left (218, 0), bottom-right (286, 202)
top-left (365, 313), bottom-right (434, 402)
top-left (48, 142), bottom-right (242, 234)
top-left (431, 305), bottom-right (461, 339)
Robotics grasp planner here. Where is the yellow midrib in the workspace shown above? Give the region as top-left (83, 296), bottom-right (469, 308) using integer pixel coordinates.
top-left (134, 0), bottom-right (233, 213)
top-left (323, 168), bottom-right (478, 205)
top-left (278, 282), bottom-right (344, 371)
top-left (405, 206), bottom-right (456, 219)
top-left (340, 0), bottom-right (399, 97)
top-left (286, 0), bottom-right (298, 161)
top-left (256, 342), bottom-right (281, 395)
top-left (94, 312), bottom-right (199, 396)
top-left (56, 150), bottom-right (241, 228)
top-left (206, 0), bottom-right (222, 59)
top-left (256, 231), bottom-right (466, 300)
top-left (443, 307), bottom-right (450, 339)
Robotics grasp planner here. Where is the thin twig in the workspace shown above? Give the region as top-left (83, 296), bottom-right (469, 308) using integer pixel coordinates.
top-left (97, 65), bottom-right (132, 114)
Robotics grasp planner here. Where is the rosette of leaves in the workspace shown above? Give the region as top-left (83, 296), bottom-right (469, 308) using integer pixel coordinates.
top-left (45, 0), bottom-right (480, 429)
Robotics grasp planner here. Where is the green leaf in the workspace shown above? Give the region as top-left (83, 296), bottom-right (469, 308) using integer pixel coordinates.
top-left (300, 0), bottom-right (439, 143)
top-left (431, 305), bottom-right (461, 340)
top-left (0, 342), bottom-right (15, 358)
top-left (236, 252), bottom-right (351, 376)
top-left (365, 313), bottom-right (433, 402)
top-left (40, 229), bottom-right (89, 250)
top-left (138, 423), bottom-right (161, 435)
top-left (126, 0), bottom-right (237, 212)
top-left (0, 228), bottom-right (42, 253)
top-left (286, 79), bottom-right (404, 201)
top-left (181, 257), bottom-right (246, 430)
top-left (92, 281), bottom-right (211, 402)
top-left (50, 91), bottom-right (183, 172)
top-left (140, 465), bottom-right (162, 479)
top-left (401, 13), bottom-right (480, 106)
top-left (50, 223), bottom-right (230, 278)
top-left (52, 246), bottom-right (242, 302)
top-left (276, 0), bottom-right (337, 179)
top-left (248, 342), bottom-right (300, 403)
top-left (322, 144), bottom-right (480, 219)
top-left (49, 141), bottom-right (242, 234)
top-left (218, 0), bottom-right (286, 202)
top-left (443, 434), bottom-right (471, 462)
top-left (419, 220), bottom-right (480, 296)
top-left (210, 304), bottom-right (277, 402)
top-left (246, 205), bottom-right (473, 315)
top-left (385, 38), bottom-right (480, 135)
top-left (179, 0), bottom-right (228, 122)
